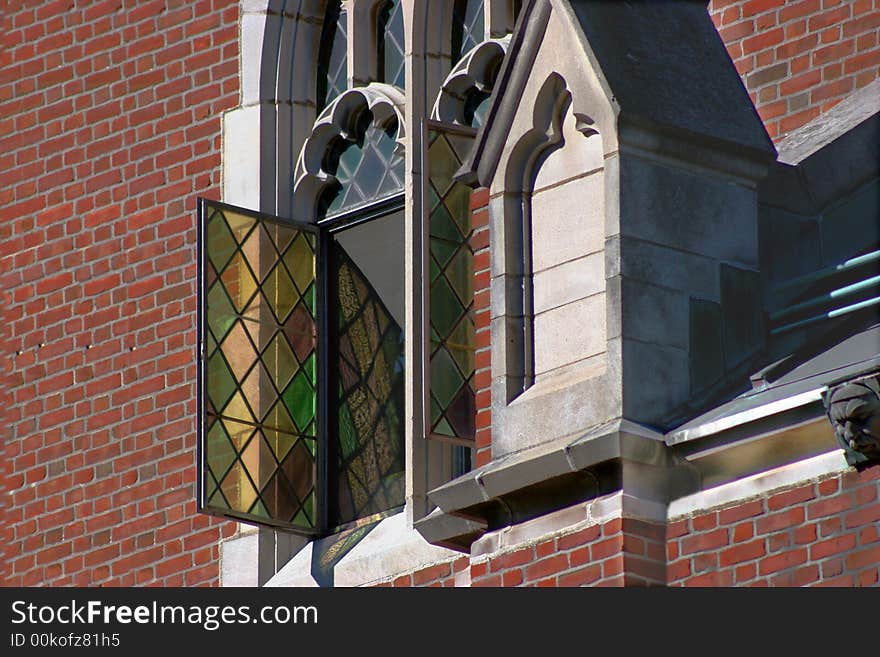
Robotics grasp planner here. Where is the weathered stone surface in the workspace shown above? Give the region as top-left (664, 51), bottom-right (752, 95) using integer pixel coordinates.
top-left (620, 278), bottom-right (688, 351)
top-left (621, 338), bottom-right (689, 427)
top-left (759, 206), bottom-right (821, 287)
top-left (534, 293), bottom-right (606, 376)
top-left (620, 236), bottom-right (720, 302)
top-left (533, 252), bottom-right (604, 315)
top-left (821, 179), bottom-right (880, 266)
top-left (531, 172), bottom-right (605, 271)
top-left (619, 154), bottom-right (759, 267)
top-left (689, 298), bottom-right (724, 394)
top-left (720, 264), bottom-right (763, 369)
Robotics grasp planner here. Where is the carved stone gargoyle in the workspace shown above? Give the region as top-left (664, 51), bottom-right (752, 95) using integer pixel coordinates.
top-left (824, 375), bottom-right (880, 468)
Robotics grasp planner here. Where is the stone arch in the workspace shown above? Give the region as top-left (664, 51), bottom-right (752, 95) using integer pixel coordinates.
top-left (502, 72), bottom-right (605, 399)
top-left (292, 83), bottom-right (406, 221)
top-left (431, 36), bottom-right (510, 127)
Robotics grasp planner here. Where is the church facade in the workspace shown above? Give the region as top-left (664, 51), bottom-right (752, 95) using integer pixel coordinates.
top-left (3, 0), bottom-right (879, 587)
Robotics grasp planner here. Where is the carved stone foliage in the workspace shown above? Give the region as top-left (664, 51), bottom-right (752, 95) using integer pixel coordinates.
top-left (824, 375), bottom-right (880, 467)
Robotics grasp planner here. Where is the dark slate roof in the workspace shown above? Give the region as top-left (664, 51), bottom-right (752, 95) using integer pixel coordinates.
top-left (463, 0), bottom-right (776, 184)
top-left (567, 0), bottom-right (775, 155)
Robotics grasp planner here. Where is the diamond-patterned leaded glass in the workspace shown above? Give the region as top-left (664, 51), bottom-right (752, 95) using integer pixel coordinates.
top-left (200, 199), bottom-right (319, 532)
top-left (318, 110), bottom-right (404, 220)
top-left (452, 0), bottom-right (485, 64)
top-left (377, 0), bottom-right (405, 89)
top-left (427, 126), bottom-right (477, 443)
top-left (317, 1), bottom-right (348, 112)
top-left (330, 213), bottom-right (405, 526)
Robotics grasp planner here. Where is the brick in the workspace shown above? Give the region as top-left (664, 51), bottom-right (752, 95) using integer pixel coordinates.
top-left (845, 545), bottom-right (880, 571)
top-left (524, 555), bottom-right (569, 582)
top-left (558, 565), bottom-right (601, 587)
top-left (719, 500), bottom-right (764, 524)
top-left (720, 538), bottom-right (766, 566)
top-left (758, 549), bottom-right (808, 575)
top-left (756, 507), bottom-right (805, 534)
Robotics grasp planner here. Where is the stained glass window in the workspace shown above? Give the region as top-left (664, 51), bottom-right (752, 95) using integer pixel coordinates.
top-left (318, 110), bottom-right (404, 220)
top-left (452, 0), bottom-right (485, 63)
top-left (377, 0), bottom-right (405, 89)
top-left (317, 1), bottom-right (348, 112)
top-left (426, 124), bottom-right (477, 444)
top-left (200, 199), bottom-right (319, 532)
top-left (330, 211), bottom-right (405, 526)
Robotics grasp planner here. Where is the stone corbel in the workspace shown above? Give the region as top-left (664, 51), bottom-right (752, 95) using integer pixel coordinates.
top-left (824, 375), bottom-right (880, 468)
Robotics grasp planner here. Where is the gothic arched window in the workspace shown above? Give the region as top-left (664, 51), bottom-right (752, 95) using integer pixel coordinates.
top-left (317, 1), bottom-right (348, 113)
top-left (376, 0), bottom-right (405, 88)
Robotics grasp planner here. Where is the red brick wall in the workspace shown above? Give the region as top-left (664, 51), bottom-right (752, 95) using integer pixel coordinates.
top-left (709, 0), bottom-right (880, 140)
top-left (470, 188), bottom-right (492, 467)
top-left (1, 0), bottom-right (240, 586)
top-left (382, 463), bottom-right (879, 587)
top-left (667, 463), bottom-right (880, 587)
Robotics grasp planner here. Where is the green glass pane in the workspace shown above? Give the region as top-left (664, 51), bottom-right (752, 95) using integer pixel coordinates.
top-left (283, 369), bottom-right (315, 432)
top-left (433, 415), bottom-right (455, 437)
top-left (206, 419), bottom-right (236, 483)
top-left (446, 245), bottom-right (474, 306)
top-left (429, 253), bottom-right (441, 282)
top-left (222, 390), bottom-right (255, 424)
top-left (444, 183), bottom-right (472, 235)
top-left (428, 134), bottom-right (458, 190)
top-left (264, 261), bottom-right (298, 323)
top-left (265, 399), bottom-right (297, 434)
top-left (430, 276), bottom-right (465, 338)
top-left (207, 488), bottom-right (228, 511)
top-left (430, 236), bottom-right (459, 271)
top-left (338, 402), bottom-right (357, 460)
top-left (222, 418), bottom-right (255, 450)
top-left (220, 320), bottom-right (257, 383)
top-left (207, 352), bottom-right (236, 411)
top-left (207, 332), bottom-right (217, 357)
top-left (293, 506), bottom-right (313, 529)
top-left (220, 252), bottom-right (258, 313)
top-left (241, 223), bottom-right (278, 283)
top-left (250, 499), bottom-right (270, 519)
top-left (303, 352), bottom-right (316, 385)
top-left (207, 211), bottom-right (237, 272)
top-left (448, 314), bottom-right (476, 378)
top-left (284, 233), bottom-right (316, 294)
top-left (430, 346), bottom-right (464, 409)
top-left (240, 361), bottom-right (276, 423)
top-left (301, 490), bottom-right (316, 526)
top-left (429, 201), bottom-right (463, 243)
top-left (207, 283), bottom-right (236, 344)
top-left (224, 209), bottom-right (257, 245)
top-left (430, 395), bottom-right (441, 426)
top-left (428, 183), bottom-right (441, 213)
top-left (263, 331), bottom-right (297, 391)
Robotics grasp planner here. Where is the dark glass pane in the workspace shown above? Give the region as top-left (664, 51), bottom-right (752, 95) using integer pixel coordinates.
top-left (377, 0), bottom-right (405, 89)
top-left (427, 128), bottom-right (477, 442)
top-left (319, 111), bottom-right (404, 220)
top-left (201, 201), bottom-right (318, 531)
top-left (330, 209), bottom-right (405, 526)
top-left (464, 88), bottom-right (492, 128)
top-left (317, 1), bottom-right (348, 112)
top-left (452, 0), bottom-right (485, 63)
